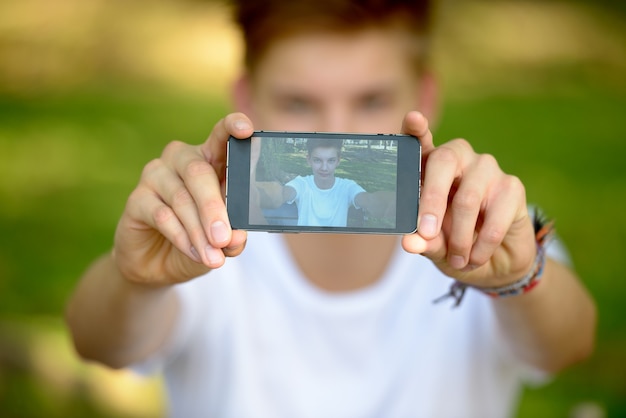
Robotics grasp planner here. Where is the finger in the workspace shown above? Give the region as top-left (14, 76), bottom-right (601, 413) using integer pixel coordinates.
top-left (223, 230), bottom-right (248, 258)
top-left (401, 110), bottom-right (438, 255)
top-left (468, 175), bottom-right (528, 272)
top-left (127, 186), bottom-right (201, 265)
top-left (401, 111), bottom-right (434, 154)
top-left (417, 139), bottom-right (473, 241)
top-left (444, 154), bottom-right (500, 270)
top-left (402, 230), bottom-right (446, 258)
top-left (166, 142), bottom-right (233, 251)
top-left (201, 112), bottom-right (254, 180)
top-left (123, 193), bottom-right (213, 282)
top-left (144, 157), bottom-right (220, 266)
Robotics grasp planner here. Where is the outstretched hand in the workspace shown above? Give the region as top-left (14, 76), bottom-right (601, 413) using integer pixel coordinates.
top-left (112, 113), bottom-right (254, 286)
top-left (401, 111), bottom-right (537, 288)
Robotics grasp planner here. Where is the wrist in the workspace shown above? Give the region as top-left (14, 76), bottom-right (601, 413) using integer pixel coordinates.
top-left (110, 248), bottom-right (174, 291)
top-left (435, 208), bottom-right (555, 307)
top-left (474, 239), bottom-right (547, 298)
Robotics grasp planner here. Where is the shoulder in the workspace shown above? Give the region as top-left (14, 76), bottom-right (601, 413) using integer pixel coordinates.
top-left (286, 175), bottom-right (310, 187)
top-left (335, 177), bottom-right (365, 192)
top-left (334, 177), bottom-right (356, 186)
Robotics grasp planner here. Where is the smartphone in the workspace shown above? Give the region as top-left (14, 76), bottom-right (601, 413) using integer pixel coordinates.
top-left (226, 131), bottom-right (421, 234)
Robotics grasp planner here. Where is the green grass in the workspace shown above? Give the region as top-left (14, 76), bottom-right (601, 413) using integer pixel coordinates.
top-left (0, 78), bottom-right (624, 416)
top-left (0, 88), bottom-right (230, 315)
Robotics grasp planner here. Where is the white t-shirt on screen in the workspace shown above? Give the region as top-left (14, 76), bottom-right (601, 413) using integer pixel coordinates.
top-left (285, 175), bottom-right (365, 226)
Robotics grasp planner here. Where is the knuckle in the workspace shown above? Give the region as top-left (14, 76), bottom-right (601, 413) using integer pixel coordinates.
top-left (171, 187), bottom-right (194, 209)
top-left (419, 188), bottom-right (448, 208)
top-left (153, 203), bottom-right (175, 227)
top-left (430, 146), bottom-right (458, 165)
top-left (200, 197), bottom-right (224, 214)
top-left (162, 140), bottom-right (185, 158)
top-left (141, 158), bottom-right (164, 180)
top-left (167, 228), bottom-right (187, 251)
top-left (184, 159), bottom-right (213, 179)
top-left (125, 186), bottom-right (152, 215)
top-left (503, 174), bottom-right (525, 194)
top-left (126, 186), bottom-right (144, 205)
top-left (452, 189), bottom-right (482, 212)
top-left (448, 237), bottom-right (471, 256)
top-left (481, 225), bottom-right (506, 246)
top-left (468, 252), bottom-right (489, 267)
top-left (476, 153), bottom-right (498, 169)
top-left (451, 138), bottom-right (472, 151)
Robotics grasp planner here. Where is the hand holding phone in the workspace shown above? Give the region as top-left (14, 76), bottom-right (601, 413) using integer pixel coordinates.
top-left (226, 131), bottom-right (421, 234)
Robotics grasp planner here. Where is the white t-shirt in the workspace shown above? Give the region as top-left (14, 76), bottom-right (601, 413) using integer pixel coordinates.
top-left (136, 232), bottom-right (563, 418)
top-left (285, 175), bottom-right (365, 226)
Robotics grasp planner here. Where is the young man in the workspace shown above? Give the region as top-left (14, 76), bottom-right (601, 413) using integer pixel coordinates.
top-left (65, 1), bottom-right (597, 417)
top-left (255, 137), bottom-right (395, 227)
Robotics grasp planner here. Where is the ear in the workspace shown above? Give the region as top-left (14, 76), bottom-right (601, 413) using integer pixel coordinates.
top-left (415, 70), bottom-right (440, 129)
top-left (231, 73), bottom-right (254, 116)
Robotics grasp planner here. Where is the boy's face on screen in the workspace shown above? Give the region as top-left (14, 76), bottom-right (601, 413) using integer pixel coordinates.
top-left (307, 147), bottom-right (340, 188)
top-left (246, 27), bottom-right (422, 133)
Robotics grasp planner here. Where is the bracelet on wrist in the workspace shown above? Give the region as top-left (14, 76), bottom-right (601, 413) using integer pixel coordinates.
top-left (434, 208), bottom-right (555, 308)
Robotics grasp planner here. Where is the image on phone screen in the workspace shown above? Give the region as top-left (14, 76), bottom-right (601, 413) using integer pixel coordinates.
top-left (251, 135), bottom-right (398, 229)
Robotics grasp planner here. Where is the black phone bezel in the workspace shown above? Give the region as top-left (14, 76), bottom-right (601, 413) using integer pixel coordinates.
top-left (226, 131), bottom-right (421, 234)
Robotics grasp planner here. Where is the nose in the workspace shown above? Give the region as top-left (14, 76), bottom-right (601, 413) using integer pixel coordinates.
top-left (318, 106), bottom-right (355, 133)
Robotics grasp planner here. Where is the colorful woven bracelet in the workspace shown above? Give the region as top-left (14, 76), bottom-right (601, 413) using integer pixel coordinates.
top-left (434, 209), bottom-right (555, 308)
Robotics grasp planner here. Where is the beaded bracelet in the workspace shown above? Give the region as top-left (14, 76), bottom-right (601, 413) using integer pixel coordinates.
top-left (434, 209), bottom-right (555, 308)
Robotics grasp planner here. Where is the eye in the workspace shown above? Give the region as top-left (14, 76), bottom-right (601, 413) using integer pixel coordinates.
top-left (279, 96), bottom-right (313, 113)
top-left (359, 93), bottom-right (392, 112)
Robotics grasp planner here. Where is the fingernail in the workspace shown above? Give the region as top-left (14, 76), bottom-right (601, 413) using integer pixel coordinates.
top-left (449, 255), bottom-right (466, 270)
top-left (205, 246), bottom-right (223, 266)
top-left (461, 264), bottom-right (477, 273)
top-left (211, 221), bottom-right (229, 244)
top-left (234, 120), bottom-right (251, 131)
top-left (190, 246), bottom-right (201, 263)
top-left (418, 214), bottom-right (437, 237)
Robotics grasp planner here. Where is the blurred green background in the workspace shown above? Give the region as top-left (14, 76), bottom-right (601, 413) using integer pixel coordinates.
top-left (0, 0), bottom-right (624, 417)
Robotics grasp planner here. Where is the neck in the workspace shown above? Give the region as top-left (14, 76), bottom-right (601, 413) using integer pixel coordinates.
top-left (314, 176), bottom-right (335, 190)
top-left (284, 234), bottom-right (399, 292)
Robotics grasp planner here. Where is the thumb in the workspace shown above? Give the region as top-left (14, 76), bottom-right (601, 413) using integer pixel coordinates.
top-left (402, 111), bottom-right (434, 155)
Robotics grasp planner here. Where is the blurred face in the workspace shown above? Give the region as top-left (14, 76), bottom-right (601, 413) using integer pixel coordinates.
top-left (306, 147), bottom-right (340, 188)
top-left (246, 28), bottom-right (422, 133)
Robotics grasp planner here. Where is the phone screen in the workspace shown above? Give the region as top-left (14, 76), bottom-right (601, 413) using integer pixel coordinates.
top-left (250, 135), bottom-right (398, 229)
top-left (226, 131), bottom-right (420, 234)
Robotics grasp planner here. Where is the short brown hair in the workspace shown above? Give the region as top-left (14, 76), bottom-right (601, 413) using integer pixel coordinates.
top-left (233, 0), bottom-right (433, 72)
top-left (306, 138), bottom-right (343, 155)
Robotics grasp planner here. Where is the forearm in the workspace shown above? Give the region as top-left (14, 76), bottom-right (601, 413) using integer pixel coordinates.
top-left (255, 181), bottom-right (291, 208)
top-left (356, 191), bottom-right (395, 218)
top-left (65, 252), bottom-right (180, 369)
top-left (492, 258), bottom-right (596, 373)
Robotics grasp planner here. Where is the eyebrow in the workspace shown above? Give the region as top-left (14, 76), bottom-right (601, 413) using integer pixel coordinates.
top-left (268, 82), bottom-right (397, 103)
top-left (269, 85), bottom-right (319, 101)
top-left (354, 85), bottom-right (397, 101)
